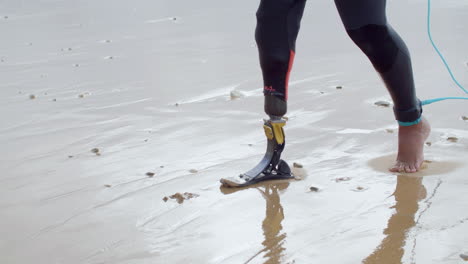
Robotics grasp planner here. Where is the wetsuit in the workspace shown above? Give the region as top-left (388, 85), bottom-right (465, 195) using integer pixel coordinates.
top-left (256, 0), bottom-right (422, 125)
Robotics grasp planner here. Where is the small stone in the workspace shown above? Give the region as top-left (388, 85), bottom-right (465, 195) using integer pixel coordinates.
top-left (146, 172), bottom-right (155, 177)
top-left (460, 253), bottom-right (468, 261)
top-left (91, 148), bottom-right (100, 155)
top-left (447, 137), bottom-right (458, 143)
top-left (78, 94), bottom-right (84, 98)
top-left (74, 64), bottom-right (79, 67)
top-left (4, 16), bottom-right (8, 19)
top-left (175, 103), bottom-right (179, 107)
top-left (144, 139), bottom-right (148, 142)
top-left (230, 90), bottom-right (244, 100)
top-left (172, 17), bottom-right (177, 21)
top-left (68, 155), bottom-right (74, 158)
top-left (335, 177), bottom-right (351, 182)
top-left (374, 101), bottom-right (390, 107)
top-left (385, 129), bottom-right (394, 133)
top-left (462, 116), bottom-right (468, 121)
top-left (105, 39), bottom-right (111, 43)
top-left (29, 94), bottom-right (36, 99)
top-left (189, 169), bottom-right (198, 173)
top-left (320, 91), bottom-right (325, 94)
top-left (425, 142), bottom-right (432, 146)
top-left (248, 143), bottom-right (253, 147)
top-left (53, 98), bottom-right (57, 101)
top-left (309, 186), bottom-right (319, 192)
top-left (293, 162), bottom-right (303, 168)
top-left (163, 196), bottom-right (169, 202)
top-left (104, 184), bottom-right (112, 188)
top-left (356, 186), bottom-right (364, 191)
top-left (336, 85), bottom-right (343, 90)
top-left (160, 165), bottom-right (164, 168)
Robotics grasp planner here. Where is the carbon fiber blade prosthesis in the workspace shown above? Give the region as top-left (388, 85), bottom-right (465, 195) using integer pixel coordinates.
top-left (220, 117), bottom-right (293, 187)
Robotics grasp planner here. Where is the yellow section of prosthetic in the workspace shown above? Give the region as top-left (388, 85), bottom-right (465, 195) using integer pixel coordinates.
top-left (271, 121), bottom-right (286, 145)
top-left (263, 125), bottom-right (274, 140)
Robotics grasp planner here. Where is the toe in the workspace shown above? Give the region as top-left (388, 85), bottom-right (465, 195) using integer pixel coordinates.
top-left (389, 161), bottom-right (401, 172)
top-left (404, 164), bottom-right (412, 173)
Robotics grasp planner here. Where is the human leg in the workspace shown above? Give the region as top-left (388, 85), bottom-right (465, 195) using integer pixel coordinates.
top-left (334, 0), bottom-right (430, 172)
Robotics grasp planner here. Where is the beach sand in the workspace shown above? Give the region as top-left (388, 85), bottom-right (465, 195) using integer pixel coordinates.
top-left (1, 0), bottom-right (467, 263)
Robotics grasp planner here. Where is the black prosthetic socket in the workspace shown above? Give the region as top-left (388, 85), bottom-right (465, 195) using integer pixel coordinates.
top-left (265, 95), bottom-right (287, 117)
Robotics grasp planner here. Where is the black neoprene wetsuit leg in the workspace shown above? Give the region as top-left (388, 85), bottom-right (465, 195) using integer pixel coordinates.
top-left (256, 0), bottom-right (422, 123)
top-left (334, 0), bottom-right (422, 123)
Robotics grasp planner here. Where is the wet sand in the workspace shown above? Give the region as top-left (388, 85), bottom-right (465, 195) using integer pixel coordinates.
top-left (1, 0), bottom-right (468, 263)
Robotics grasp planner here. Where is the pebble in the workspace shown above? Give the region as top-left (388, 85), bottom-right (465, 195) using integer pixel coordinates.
top-left (309, 186), bottom-right (319, 192)
top-left (425, 142), bottom-right (432, 147)
top-left (160, 165), bottom-right (164, 168)
top-left (74, 64), bottom-right (79, 67)
top-left (335, 177), bottom-right (351, 182)
top-left (293, 162), bottom-right (303, 168)
top-left (29, 94), bottom-right (36, 100)
top-left (146, 172), bottom-right (155, 177)
top-left (230, 90), bottom-right (244, 100)
top-left (374, 101), bottom-right (390, 107)
top-left (447, 137), bottom-right (458, 143)
top-left (78, 94), bottom-right (84, 98)
top-left (53, 98), bottom-right (57, 102)
top-left (385, 129), bottom-right (394, 133)
top-left (175, 103), bottom-right (179, 107)
top-left (189, 169), bottom-right (198, 174)
top-left (68, 155), bottom-right (74, 158)
top-left (163, 196), bottom-right (169, 202)
top-left (104, 184), bottom-right (112, 188)
top-left (91, 148), bottom-right (101, 155)
top-left (462, 116), bottom-right (468, 121)
top-left (4, 16), bottom-right (8, 19)
top-left (336, 86), bottom-right (343, 90)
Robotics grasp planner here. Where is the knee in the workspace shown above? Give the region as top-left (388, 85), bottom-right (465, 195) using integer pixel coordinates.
top-left (346, 24), bottom-right (399, 73)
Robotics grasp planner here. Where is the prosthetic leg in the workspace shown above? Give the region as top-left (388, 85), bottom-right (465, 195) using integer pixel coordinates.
top-left (220, 99), bottom-right (294, 188)
top-left (220, 0), bottom-right (304, 187)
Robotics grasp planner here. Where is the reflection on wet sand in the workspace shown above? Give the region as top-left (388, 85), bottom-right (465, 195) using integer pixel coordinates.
top-left (363, 175), bottom-right (427, 264)
top-left (221, 180), bottom-right (291, 264)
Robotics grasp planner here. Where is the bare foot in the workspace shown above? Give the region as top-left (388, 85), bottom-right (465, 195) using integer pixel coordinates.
top-left (389, 116), bottom-right (431, 173)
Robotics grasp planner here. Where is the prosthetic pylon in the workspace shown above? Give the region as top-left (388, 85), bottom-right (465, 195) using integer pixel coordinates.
top-left (220, 116), bottom-right (294, 187)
